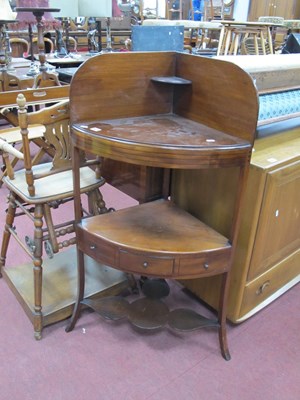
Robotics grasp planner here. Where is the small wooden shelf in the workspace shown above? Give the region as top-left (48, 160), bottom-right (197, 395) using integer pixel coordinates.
top-left (77, 199), bottom-right (231, 280)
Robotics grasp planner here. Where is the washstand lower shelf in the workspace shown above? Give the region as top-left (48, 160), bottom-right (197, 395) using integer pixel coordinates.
top-left (82, 275), bottom-right (220, 331)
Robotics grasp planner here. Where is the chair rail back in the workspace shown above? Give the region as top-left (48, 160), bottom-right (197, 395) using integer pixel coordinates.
top-left (17, 94), bottom-right (71, 196)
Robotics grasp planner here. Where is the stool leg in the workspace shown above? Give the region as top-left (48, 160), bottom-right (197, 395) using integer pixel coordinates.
top-left (232, 32), bottom-right (240, 55)
top-left (218, 271), bottom-right (231, 361)
top-left (260, 31), bottom-right (266, 55)
top-left (267, 27), bottom-right (273, 54)
top-left (217, 26), bottom-right (226, 56)
top-left (224, 29), bottom-right (232, 55)
top-left (65, 248), bottom-right (85, 332)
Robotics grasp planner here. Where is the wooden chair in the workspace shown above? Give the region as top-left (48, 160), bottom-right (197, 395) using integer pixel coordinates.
top-left (203, 0), bottom-right (221, 21)
top-left (0, 106), bottom-right (18, 126)
top-left (31, 37), bottom-right (55, 54)
top-left (69, 18), bottom-right (89, 32)
top-left (0, 86), bottom-right (70, 185)
top-left (0, 93), bottom-right (108, 339)
top-left (33, 71), bottom-right (61, 89)
top-left (0, 123), bottom-right (52, 187)
top-left (240, 35), bottom-right (272, 55)
top-left (0, 86), bottom-right (69, 109)
top-left (63, 36), bottom-right (78, 52)
top-left (9, 38), bottom-right (30, 58)
top-left (0, 70), bottom-right (21, 92)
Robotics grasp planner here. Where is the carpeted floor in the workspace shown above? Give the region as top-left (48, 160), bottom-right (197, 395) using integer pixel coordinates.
top-left (0, 183), bottom-right (299, 400)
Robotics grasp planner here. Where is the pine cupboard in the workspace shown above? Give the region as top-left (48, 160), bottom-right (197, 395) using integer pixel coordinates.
top-left (174, 126), bottom-right (300, 323)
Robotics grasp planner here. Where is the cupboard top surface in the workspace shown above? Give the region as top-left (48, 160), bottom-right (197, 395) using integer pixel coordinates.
top-left (251, 129), bottom-right (300, 170)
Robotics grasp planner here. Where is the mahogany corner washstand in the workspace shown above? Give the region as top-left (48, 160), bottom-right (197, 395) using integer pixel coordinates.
top-left (66, 52), bottom-right (259, 360)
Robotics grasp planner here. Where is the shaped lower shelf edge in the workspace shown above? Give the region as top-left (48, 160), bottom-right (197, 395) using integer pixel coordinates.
top-left (2, 246), bottom-right (129, 327)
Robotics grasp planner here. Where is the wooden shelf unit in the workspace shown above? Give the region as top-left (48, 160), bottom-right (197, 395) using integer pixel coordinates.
top-left (66, 51), bottom-right (259, 359)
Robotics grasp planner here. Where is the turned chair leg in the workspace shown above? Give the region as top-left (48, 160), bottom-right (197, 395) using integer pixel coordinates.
top-left (32, 204), bottom-right (44, 340)
top-left (0, 192), bottom-right (17, 278)
top-left (87, 188), bottom-right (108, 215)
top-left (218, 272), bottom-right (231, 361)
top-left (65, 248), bottom-right (85, 332)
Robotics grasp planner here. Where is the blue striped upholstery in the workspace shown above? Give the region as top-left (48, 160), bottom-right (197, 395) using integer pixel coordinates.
top-left (259, 90), bottom-right (300, 121)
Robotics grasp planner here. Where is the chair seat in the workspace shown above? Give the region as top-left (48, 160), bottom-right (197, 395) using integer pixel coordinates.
top-left (4, 163), bottom-right (105, 203)
top-left (0, 124), bottom-right (45, 144)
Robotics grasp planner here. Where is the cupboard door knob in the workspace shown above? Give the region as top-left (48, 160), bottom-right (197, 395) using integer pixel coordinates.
top-left (90, 245), bottom-right (96, 250)
top-left (143, 261), bottom-right (148, 269)
top-left (256, 281), bottom-right (270, 295)
top-left (203, 263), bottom-right (209, 270)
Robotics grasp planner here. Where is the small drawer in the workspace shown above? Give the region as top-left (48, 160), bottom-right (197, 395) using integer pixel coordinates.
top-left (178, 252), bottom-right (230, 278)
top-left (77, 227), bottom-right (116, 266)
top-left (241, 249), bottom-right (300, 317)
top-left (119, 250), bottom-right (174, 277)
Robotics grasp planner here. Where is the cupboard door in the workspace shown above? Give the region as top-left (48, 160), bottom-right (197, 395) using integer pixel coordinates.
top-left (248, 160), bottom-right (300, 280)
top-left (273, 0), bottom-right (297, 19)
top-left (248, 0), bottom-right (298, 20)
top-left (248, 0), bottom-right (270, 21)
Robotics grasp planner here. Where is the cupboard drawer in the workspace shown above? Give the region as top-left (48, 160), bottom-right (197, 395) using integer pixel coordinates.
top-left (119, 250), bottom-right (174, 277)
top-left (240, 248), bottom-right (300, 317)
